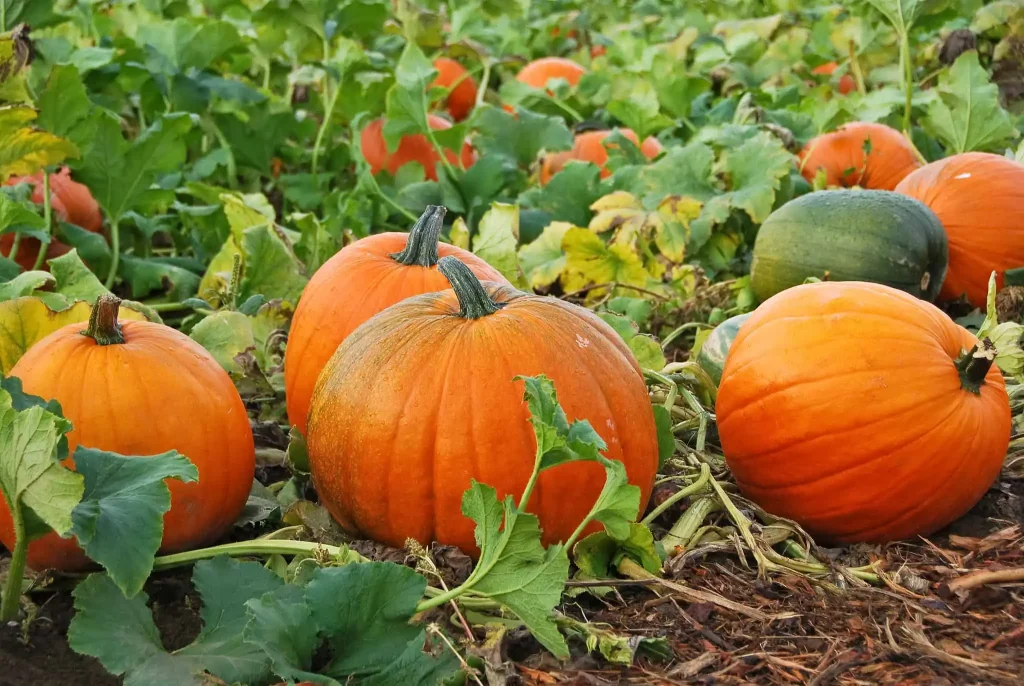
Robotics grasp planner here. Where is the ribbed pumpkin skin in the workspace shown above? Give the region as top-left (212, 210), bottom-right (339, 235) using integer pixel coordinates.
top-left (716, 281), bottom-right (1010, 543)
top-left (0, 320), bottom-right (255, 570)
top-left (306, 286), bottom-right (659, 554)
top-left (284, 235), bottom-right (509, 435)
top-left (799, 122), bottom-right (921, 190)
top-left (895, 153), bottom-right (1024, 308)
top-left (540, 129), bottom-right (663, 184)
top-left (696, 312), bottom-right (751, 386)
top-left (750, 190), bottom-right (948, 302)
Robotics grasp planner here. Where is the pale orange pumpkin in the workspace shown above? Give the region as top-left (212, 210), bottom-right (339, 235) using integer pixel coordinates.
top-left (799, 122), bottom-right (921, 191)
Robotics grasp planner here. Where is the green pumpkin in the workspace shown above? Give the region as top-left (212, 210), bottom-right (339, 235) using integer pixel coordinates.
top-left (750, 190), bottom-right (948, 303)
top-left (696, 313), bottom-right (751, 386)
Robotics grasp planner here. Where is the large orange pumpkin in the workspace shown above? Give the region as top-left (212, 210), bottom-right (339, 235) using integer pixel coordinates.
top-left (716, 281), bottom-right (1010, 544)
top-left (895, 153), bottom-right (1024, 308)
top-left (306, 257), bottom-right (659, 553)
top-left (540, 129), bottom-right (663, 184)
top-left (284, 206), bottom-right (509, 436)
top-left (1, 167), bottom-right (104, 271)
top-left (430, 58), bottom-right (478, 122)
top-left (516, 57), bottom-right (587, 91)
top-left (360, 115), bottom-right (475, 181)
top-left (798, 122), bottom-right (921, 191)
top-left (0, 295), bottom-right (255, 570)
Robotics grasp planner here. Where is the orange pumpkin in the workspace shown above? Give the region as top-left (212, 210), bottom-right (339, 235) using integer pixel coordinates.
top-left (359, 115), bottom-right (475, 181)
top-left (0, 295), bottom-right (255, 570)
top-left (284, 206), bottom-right (510, 436)
top-left (516, 57), bottom-right (587, 91)
top-left (811, 62), bottom-right (856, 95)
top-left (716, 281), bottom-right (1010, 544)
top-left (540, 129), bottom-right (663, 184)
top-left (430, 58), bottom-right (478, 122)
top-left (306, 257), bottom-right (659, 553)
top-left (2, 167), bottom-right (104, 271)
top-left (895, 153), bottom-right (1024, 308)
top-left (798, 122), bottom-right (921, 191)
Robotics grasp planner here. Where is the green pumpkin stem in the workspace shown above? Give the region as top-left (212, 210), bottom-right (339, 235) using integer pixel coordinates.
top-left (956, 338), bottom-right (996, 395)
top-left (389, 205), bottom-right (447, 267)
top-left (82, 294), bottom-right (125, 346)
top-left (437, 256), bottom-right (504, 319)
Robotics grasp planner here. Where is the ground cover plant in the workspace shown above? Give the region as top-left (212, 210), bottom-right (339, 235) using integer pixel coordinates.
top-left (0, 0), bottom-right (1023, 684)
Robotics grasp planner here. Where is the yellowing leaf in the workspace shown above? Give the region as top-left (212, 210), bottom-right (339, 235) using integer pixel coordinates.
top-left (0, 106), bottom-right (78, 181)
top-left (0, 297), bottom-right (148, 374)
top-left (654, 196), bottom-right (702, 262)
top-left (589, 191), bottom-right (641, 213)
top-left (449, 216), bottom-right (469, 250)
top-left (562, 228), bottom-right (651, 295)
top-left (472, 203), bottom-right (528, 289)
top-left (518, 221), bottom-right (573, 289)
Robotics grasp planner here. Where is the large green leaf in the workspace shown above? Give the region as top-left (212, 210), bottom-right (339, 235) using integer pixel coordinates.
top-left (862, 0), bottom-right (923, 33)
top-left (923, 50), bottom-right (1019, 154)
top-left (472, 106), bottom-right (573, 167)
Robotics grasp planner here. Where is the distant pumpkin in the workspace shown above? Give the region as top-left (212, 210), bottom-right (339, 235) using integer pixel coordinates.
top-left (360, 116), bottom-right (475, 181)
top-left (811, 62), bottom-right (856, 95)
top-left (430, 58), bottom-right (478, 122)
top-left (798, 122), bottom-right (921, 191)
top-left (541, 129), bottom-right (663, 184)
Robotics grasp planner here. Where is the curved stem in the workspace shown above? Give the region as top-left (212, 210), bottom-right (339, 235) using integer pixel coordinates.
top-left (957, 339), bottom-right (996, 395)
top-left (0, 505), bottom-right (26, 621)
top-left (152, 539), bottom-right (363, 570)
top-left (103, 214), bottom-right (121, 290)
top-left (311, 76), bottom-right (341, 175)
top-left (641, 463), bottom-right (711, 526)
top-left (31, 172), bottom-right (52, 272)
top-left (901, 31), bottom-right (912, 135)
top-left (81, 294), bottom-right (125, 346)
top-left (7, 233), bottom-right (21, 264)
top-left (437, 256), bottom-right (504, 319)
top-left (389, 205), bottom-right (447, 266)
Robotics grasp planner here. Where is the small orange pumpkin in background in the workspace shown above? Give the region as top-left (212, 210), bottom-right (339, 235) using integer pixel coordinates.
top-left (895, 152), bottom-right (1024, 308)
top-left (716, 281), bottom-right (1010, 544)
top-left (799, 122), bottom-right (921, 191)
top-left (359, 115), bottom-right (475, 181)
top-left (516, 56), bottom-right (587, 91)
top-left (430, 57), bottom-right (478, 122)
top-left (540, 129), bottom-right (663, 184)
top-left (0, 296), bottom-right (255, 570)
top-left (1, 167), bottom-right (104, 271)
top-left (811, 62), bottom-right (856, 95)
top-left (284, 206), bottom-right (510, 436)
top-left (306, 256), bottom-right (659, 554)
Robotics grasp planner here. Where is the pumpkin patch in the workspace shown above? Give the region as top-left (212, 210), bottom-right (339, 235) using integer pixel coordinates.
top-left (0, 3), bottom-right (1021, 683)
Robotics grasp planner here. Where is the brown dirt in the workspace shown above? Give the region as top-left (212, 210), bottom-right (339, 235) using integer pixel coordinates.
top-left (1, 471), bottom-right (1020, 686)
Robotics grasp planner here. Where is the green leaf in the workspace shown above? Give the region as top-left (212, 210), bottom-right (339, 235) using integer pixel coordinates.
top-left (520, 163), bottom-right (603, 227)
top-left (713, 132), bottom-right (794, 224)
top-left (70, 448), bottom-right (198, 598)
top-left (382, 42), bottom-right (435, 149)
top-left (923, 50), bottom-right (1019, 154)
top-left (606, 81), bottom-right (673, 141)
top-left (0, 271), bottom-right (53, 300)
top-left (189, 310), bottom-right (256, 373)
top-left (1, 0), bottom-right (59, 28)
top-left (518, 375), bottom-right (606, 472)
top-left (557, 615), bottom-right (671, 666)
top-left (518, 221), bottom-right (572, 289)
top-left (562, 227), bottom-right (651, 293)
top-left (596, 312), bottom-right (666, 370)
top-left (862, 0), bottom-right (923, 33)
top-left (977, 272), bottom-right (1024, 381)
top-left (76, 113), bottom-right (193, 223)
top-left (242, 585), bottom-right (321, 684)
top-left (238, 224), bottom-right (309, 305)
top-left (472, 203), bottom-right (527, 288)
top-left (0, 106), bottom-right (78, 179)
top-left (0, 191), bottom-right (44, 234)
top-left (308, 563), bottom-right (458, 682)
top-left (583, 458), bottom-right (642, 541)
top-left (47, 249), bottom-right (108, 302)
top-left (652, 405), bottom-right (675, 468)
top-left (630, 143), bottom-right (718, 206)
top-left (137, 18), bottom-right (243, 73)
top-left (0, 387), bottom-right (81, 538)
top-left (573, 523), bottom-right (662, 578)
top-left (460, 482), bottom-right (570, 658)
top-left (37, 64), bottom-right (97, 149)
top-left (472, 106), bottom-right (573, 167)
top-left (69, 558), bottom-right (284, 686)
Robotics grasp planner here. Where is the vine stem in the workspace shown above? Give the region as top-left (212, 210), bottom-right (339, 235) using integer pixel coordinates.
top-left (901, 31), bottom-right (912, 135)
top-left (0, 506), bottom-right (27, 622)
top-left (641, 463), bottom-right (711, 526)
top-left (31, 172), bottom-right (52, 271)
top-left (848, 40), bottom-right (866, 96)
top-left (103, 214), bottom-right (121, 290)
top-left (311, 75), bottom-right (342, 175)
top-left (7, 233), bottom-right (21, 264)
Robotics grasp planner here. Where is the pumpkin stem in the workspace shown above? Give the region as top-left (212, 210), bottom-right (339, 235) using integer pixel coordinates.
top-left (389, 205), bottom-right (447, 267)
top-left (956, 338), bottom-right (996, 395)
top-left (437, 256), bottom-right (504, 319)
top-left (82, 294), bottom-right (125, 346)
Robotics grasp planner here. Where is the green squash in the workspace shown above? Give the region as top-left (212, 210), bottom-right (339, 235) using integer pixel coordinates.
top-left (696, 313), bottom-right (751, 386)
top-left (750, 190), bottom-right (948, 303)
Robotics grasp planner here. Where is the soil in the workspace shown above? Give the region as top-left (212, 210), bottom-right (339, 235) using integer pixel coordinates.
top-left (1, 465), bottom-right (1021, 686)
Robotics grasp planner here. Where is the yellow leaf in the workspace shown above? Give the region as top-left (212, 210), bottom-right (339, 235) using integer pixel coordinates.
top-left (0, 297), bottom-right (148, 375)
top-left (0, 106), bottom-right (78, 181)
top-left (198, 236), bottom-right (241, 308)
top-left (519, 221), bottom-right (573, 289)
top-left (562, 227), bottom-right (651, 296)
top-left (589, 191), bottom-right (640, 213)
top-left (450, 216), bottom-right (469, 250)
